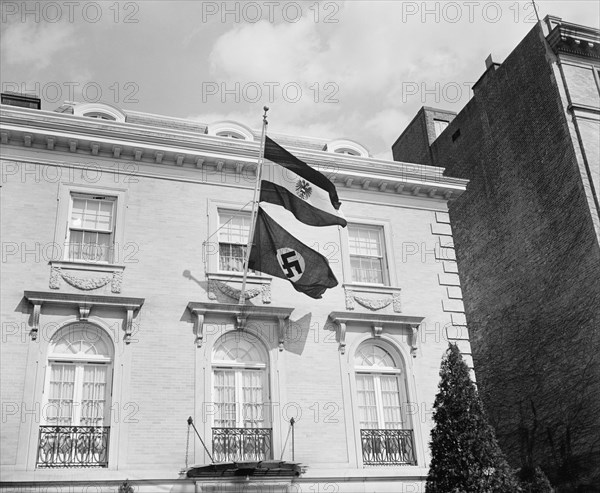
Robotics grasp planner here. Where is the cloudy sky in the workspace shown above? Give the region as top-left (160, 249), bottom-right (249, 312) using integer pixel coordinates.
top-left (1, 0), bottom-right (598, 159)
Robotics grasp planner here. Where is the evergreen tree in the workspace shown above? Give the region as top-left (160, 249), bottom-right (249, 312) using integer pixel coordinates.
top-left (519, 466), bottom-right (554, 493)
top-left (426, 344), bottom-right (521, 492)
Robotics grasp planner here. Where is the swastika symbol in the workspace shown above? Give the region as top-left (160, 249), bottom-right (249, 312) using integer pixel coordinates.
top-left (276, 248), bottom-right (306, 282)
top-left (281, 251), bottom-right (302, 278)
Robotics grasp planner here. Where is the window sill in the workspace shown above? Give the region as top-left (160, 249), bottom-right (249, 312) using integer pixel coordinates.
top-left (342, 283), bottom-right (402, 313)
top-left (206, 272), bottom-right (272, 304)
top-left (49, 261), bottom-right (125, 294)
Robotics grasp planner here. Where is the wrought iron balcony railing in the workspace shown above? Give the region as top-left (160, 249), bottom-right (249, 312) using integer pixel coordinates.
top-left (212, 427), bottom-right (272, 462)
top-left (360, 429), bottom-right (416, 466)
top-left (37, 425), bottom-right (110, 468)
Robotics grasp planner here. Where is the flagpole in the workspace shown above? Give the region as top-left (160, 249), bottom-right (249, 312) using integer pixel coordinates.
top-left (239, 106), bottom-right (269, 305)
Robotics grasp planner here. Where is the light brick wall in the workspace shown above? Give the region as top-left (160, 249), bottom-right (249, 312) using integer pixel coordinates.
top-left (1, 145), bottom-right (458, 483)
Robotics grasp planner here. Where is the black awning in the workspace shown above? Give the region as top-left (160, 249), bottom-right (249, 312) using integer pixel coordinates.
top-left (186, 461), bottom-right (302, 478)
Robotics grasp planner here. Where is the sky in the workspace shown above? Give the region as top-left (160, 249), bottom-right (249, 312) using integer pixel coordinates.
top-left (1, 0), bottom-right (598, 160)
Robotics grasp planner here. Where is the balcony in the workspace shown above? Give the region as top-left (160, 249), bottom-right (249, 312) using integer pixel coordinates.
top-left (212, 427), bottom-right (272, 462)
top-left (361, 429), bottom-right (416, 466)
top-left (37, 426), bottom-right (110, 468)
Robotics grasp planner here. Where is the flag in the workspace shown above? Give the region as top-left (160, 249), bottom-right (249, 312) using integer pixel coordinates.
top-left (261, 136), bottom-right (347, 228)
top-left (248, 206), bottom-right (338, 299)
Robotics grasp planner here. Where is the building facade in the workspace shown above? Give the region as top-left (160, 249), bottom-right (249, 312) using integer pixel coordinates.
top-left (393, 16), bottom-right (600, 490)
top-left (1, 98), bottom-right (469, 492)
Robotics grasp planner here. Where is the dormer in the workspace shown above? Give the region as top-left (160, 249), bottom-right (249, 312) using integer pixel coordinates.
top-left (324, 139), bottom-right (370, 157)
top-left (206, 121), bottom-right (255, 141)
top-left (72, 102), bottom-right (126, 122)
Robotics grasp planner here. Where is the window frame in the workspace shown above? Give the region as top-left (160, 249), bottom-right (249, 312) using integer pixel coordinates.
top-left (345, 222), bottom-right (391, 286)
top-left (42, 325), bottom-right (114, 428)
top-left (211, 333), bottom-right (270, 430)
top-left (216, 208), bottom-right (253, 274)
top-left (54, 183), bottom-right (128, 267)
top-left (66, 193), bottom-right (117, 264)
top-left (354, 344), bottom-right (406, 430)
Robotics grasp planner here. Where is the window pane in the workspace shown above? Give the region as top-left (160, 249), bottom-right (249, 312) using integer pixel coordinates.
top-left (70, 197), bottom-right (114, 232)
top-left (214, 370), bottom-right (236, 428)
top-left (68, 231), bottom-right (112, 262)
top-left (51, 325), bottom-right (112, 359)
top-left (351, 256), bottom-right (383, 284)
top-left (380, 375), bottom-right (403, 429)
top-left (219, 244), bottom-right (246, 272)
top-left (213, 333), bottom-right (265, 364)
top-left (356, 374), bottom-right (378, 429)
top-left (219, 212), bottom-right (250, 245)
top-left (242, 370), bottom-right (264, 428)
top-left (349, 225), bottom-right (382, 257)
top-left (81, 365), bottom-right (108, 426)
top-left (355, 345), bottom-right (396, 368)
top-left (47, 364), bottom-right (76, 425)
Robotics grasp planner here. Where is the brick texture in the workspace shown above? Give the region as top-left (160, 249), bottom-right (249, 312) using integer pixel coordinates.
top-left (393, 21), bottom-right (600, 488)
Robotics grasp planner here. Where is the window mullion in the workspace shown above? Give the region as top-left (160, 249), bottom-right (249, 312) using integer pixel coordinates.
top-left (72, 364), bottom-right (84, 426)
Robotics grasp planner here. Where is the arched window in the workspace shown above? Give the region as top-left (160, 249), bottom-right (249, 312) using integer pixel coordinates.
top-left (72, 103), bottom-right (125, 122)
top-left (83, 111), bottom-right (116, 121)
top-left (324, 139), bottom-right (369, 157)
top-left (206, 121), bottom-right (254, 141)
top-left (211, 332), bottom-right (271, 461)
top-left (354, 340), bottom-right (415, 466)
top-left (355, 342), bottom-right (406, 429)
top-left (334, 147), bottom-right (360, 156)
top-left (44, 324), bottom-right (113, 427)
top-left (216, 130), bottom-right (245, 140)
top-left (38, 324), bottom-right (113, 468)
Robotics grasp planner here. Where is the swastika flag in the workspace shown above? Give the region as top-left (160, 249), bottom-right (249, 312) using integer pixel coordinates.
top-left (261, 136), bottom-right (347, 228)
top-left (248, 206), bottom-right (338, 299)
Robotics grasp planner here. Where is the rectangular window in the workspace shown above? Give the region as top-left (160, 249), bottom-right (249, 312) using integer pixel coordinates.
top-left (348, 224), bottom-right (387, 285)
top-left (213, 368), bottom-right (265, 428)
top-left (433, 119), bottom-right (449, 138)
top-left (218, 211), bottom-right (251, 272)
top-left (67, 194), bottom-right (116, 263)
top-left (46, 362), bottom-right (110, 426)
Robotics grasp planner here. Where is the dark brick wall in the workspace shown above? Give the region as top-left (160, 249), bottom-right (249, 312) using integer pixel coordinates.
top-left (392, 107), bottom-right (457, 165)
top-left (394, 22), bottom-right (600, 489)
top-left (392, 107), bottom-right (433, 165)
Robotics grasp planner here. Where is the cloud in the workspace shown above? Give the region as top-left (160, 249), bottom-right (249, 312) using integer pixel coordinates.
top-left (0, 21), bottom-right (76, 70)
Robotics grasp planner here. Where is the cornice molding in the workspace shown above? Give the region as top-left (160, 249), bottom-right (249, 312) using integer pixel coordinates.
top-left (23, 290), bottom-right (144, 343)
top-left (328, 311), bottom-right (425, 356)
top-left (187, 301), bottom-right (294, 350)
top-left (0, 106), bottom-right (468, 200)
top-left (546, 22), bottom-right (600, 59)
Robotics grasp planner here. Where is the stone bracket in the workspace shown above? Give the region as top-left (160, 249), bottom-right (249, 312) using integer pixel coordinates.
top-left (30, 301), bottom-right (42, 341)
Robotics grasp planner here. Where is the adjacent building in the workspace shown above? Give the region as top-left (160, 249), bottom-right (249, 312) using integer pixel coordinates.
top-left (393, 16), bottom-right (600, 490)
top-left (1, 96), bottom-right (470, 491)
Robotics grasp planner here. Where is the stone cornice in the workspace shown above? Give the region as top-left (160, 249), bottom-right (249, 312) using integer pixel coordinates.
top-left (1, 106), bottom-right (467, 200)
top-left (546, 19), bottom-right (600, 59)
top-left (186, 301), bottom-right (294, 350)
top-left (328, 311), bottom-right (425, 356)
top-left (23, 290), bottom-right (144, 343)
